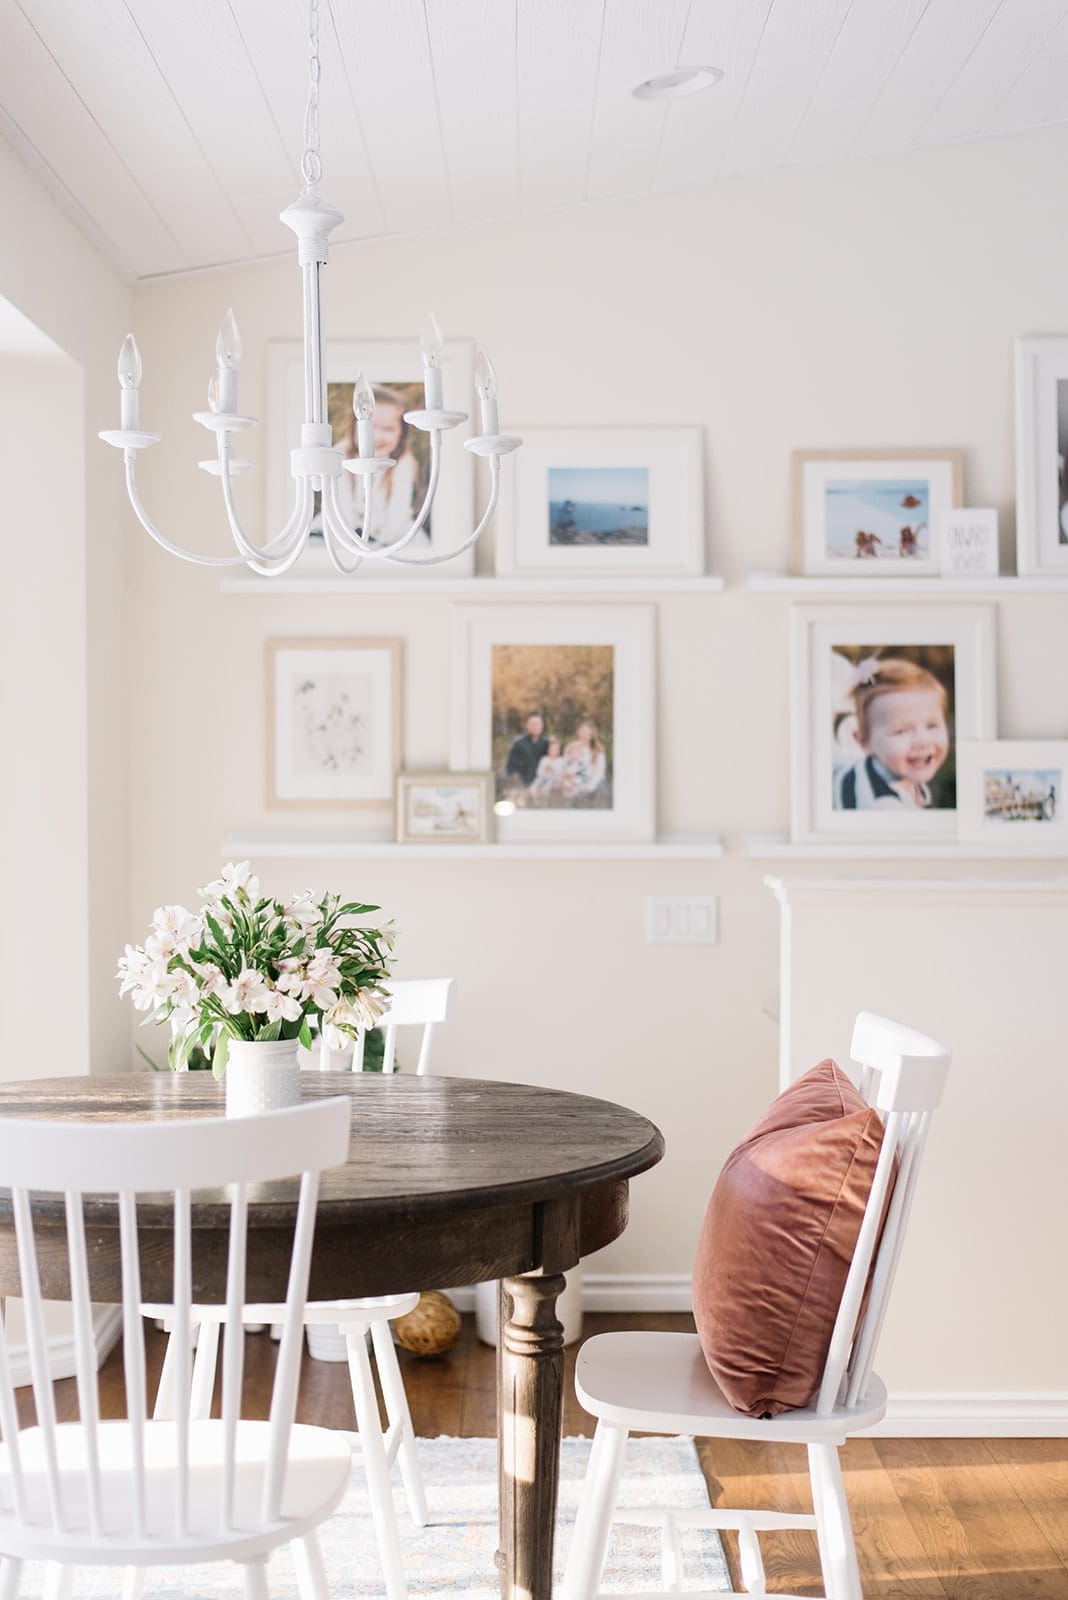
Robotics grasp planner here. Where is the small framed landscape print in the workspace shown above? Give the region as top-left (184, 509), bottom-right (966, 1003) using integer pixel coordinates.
top-left (395, 772), bottom-right (494, 844)
top-left (451, 604), bottom-right (655, 842)
top-left (957, 741), bottom-right (1068, 848)
top-left (496, 427), bottom-right (703, 577)
top-left (793, 449), bottom-right (963, 577)
top-left (267, 637), bottom-right (402, 808)
top-left (790, 605), bottom-right (996, 847)
top-left (1014, 337), bottom-right (1068, 575)
top-left (267, 339), bottom-right (475, 578)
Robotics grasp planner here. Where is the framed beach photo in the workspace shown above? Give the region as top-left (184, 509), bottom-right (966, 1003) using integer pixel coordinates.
top-left (395, 771), bottom-right (494, 844)
top-left (266, 339), bottom-right (475, 578)
top-left (496, 427), bottom-right (703, 578)
top-left (451, 604), bottom-right (655, 842)
top-left (1014, 337), bottom-right (1068, 575)
top-left (957, 741), bottom-right (1068, 849)
top-left (792, 449), bottom-right (964, 577)
top-left (790, 605), bottom-right (996, 847)
top-left (267, 637), bottom-right (402, 808)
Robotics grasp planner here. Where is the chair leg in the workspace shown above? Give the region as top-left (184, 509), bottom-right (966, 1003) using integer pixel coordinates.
top-left (190, 1318), bottom-right (221, 1419)
top-left (370, 1317), bottom-right (428, 1528)
top-left (346, 1324), bottom-right (408, 1600)
top-left (561, 1420), bottom-right (629, 1600)
top-left (243, 1558), bottom-right (272, 1599)
top-left (0, 1559), bottom-right (22, 1600)
top-left (292, 1531), bottom-right (331, 1600)
top-left (809, 1441), bottom-right (863, 1600)
top-left (41, 1566), bottom-right (73, 1600)
top-left (153, 1325), bottom-right (181, 1420)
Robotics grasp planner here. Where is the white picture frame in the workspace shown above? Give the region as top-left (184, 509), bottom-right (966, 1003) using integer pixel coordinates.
top-left (1013, 336), bottom-right (1068, 575)
top-left (267, 636), bottom-right (402, 808)
top-left (790, 605), bottom-right (996, 847)
top-left (266, 339), bottom-right (476, 578)
top-left (957, 740), bottom-right (1068, 848)
top-left (451, 604), bottom-right (655, 842)
top-left (496, 427), bottom-right (703, 578)
top-left (938, 508), bottom-right (999, 578)
top-left (395, 771), bottom-right (494, 844)
top-left (792, 449), bottom-right (963, 577)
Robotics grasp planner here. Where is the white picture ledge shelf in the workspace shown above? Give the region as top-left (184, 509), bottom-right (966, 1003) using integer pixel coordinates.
top-left (222, 833), bottom-right (724, 862)
top-left (746, 571), bottom-right (1068, 595)
top-left (221, 574), bottom-right (726, 597)
top-left (745, 834), bottom-right (1068, 861)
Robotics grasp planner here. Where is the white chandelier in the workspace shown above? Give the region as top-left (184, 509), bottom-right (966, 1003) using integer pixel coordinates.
top-left (99, 0), bottom-right (519, 577)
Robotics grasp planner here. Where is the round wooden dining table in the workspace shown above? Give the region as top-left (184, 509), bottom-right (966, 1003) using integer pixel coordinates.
top-left (0, 1071), bottom-right (664, 1600)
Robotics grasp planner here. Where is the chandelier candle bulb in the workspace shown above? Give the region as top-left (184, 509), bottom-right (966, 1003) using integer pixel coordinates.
top-left (117, 334), bottom-right (141, 430)
top-left (420, 312), bottom-right (445, 410)
top-left (352, 372), bottom-right (376, 457)
top-left (474, 349), bottom-right (500, 436)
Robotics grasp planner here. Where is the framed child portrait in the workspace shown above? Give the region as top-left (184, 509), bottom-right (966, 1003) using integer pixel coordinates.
top-left (450, 604), bottom-right (655, 842)
top-left (267, 636), bottom-right (402, 808)
top-left (266, 338), bottom-right (476, 578)
top-left (792, 448), bottom-right (963, 577)
top-left (1014, 337), bottom-right (1068, 575)
top-left (790, 605), bottom-right (996, 847)
top-left (957, 740), bottom-right (1068, 849)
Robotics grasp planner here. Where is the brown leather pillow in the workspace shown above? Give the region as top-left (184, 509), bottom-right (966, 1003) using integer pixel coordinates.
top-left (692, 1059), bottom-right (886, 1418)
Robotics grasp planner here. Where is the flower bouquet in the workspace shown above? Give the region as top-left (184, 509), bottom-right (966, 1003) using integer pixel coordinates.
top-left (118, 862), bottom-right (394, 1113)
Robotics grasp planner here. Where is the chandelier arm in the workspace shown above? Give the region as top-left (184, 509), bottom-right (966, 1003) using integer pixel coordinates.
top-left (216, 445), bottom-right (315, 573)
top-left (329, 431), bottom-right (443, 559)
top-left (124, 454), bottom-right (270, 569)
top-left (320, 476), bottom-right (369, 575)
top-left (381, 458), bottom-right (502, 565)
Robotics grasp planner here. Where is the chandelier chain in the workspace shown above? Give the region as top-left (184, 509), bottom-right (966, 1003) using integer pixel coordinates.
top-left (301, 0), bottom-right (323, 193)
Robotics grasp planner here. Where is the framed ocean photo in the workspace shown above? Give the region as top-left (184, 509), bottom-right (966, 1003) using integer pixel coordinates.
top-left (793, 449), bottom-right (963, 577)
top-left (497, 426), bottom-right (703, 578)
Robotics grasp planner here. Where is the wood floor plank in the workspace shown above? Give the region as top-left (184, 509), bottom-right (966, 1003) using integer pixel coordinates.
top-left (986, 1440), bottom-right (1068, 1562)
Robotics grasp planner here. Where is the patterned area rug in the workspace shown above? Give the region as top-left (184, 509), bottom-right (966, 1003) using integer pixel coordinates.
top-left (16, 1435), bottom-right (730, 1597)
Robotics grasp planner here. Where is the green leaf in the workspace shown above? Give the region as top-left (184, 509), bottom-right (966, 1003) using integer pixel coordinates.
top-left (256, 1019), bottom-right (283, 1042)
top-left (298, 1016), bottom-right (313, 1049)
top-left (212, 1031), bottom-right (231, 1081)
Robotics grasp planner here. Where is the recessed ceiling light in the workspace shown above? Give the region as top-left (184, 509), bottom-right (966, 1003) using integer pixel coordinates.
top-left (632, 65), bottom-right (724, 101)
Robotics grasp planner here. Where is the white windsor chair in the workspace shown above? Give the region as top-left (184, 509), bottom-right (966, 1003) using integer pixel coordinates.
top-left (561, 1011), bottom-right (952, 1600)
top-left (0, 1096), bottom-right (351, 1600)
top-left (139, 976), bottom-right (455, 1600)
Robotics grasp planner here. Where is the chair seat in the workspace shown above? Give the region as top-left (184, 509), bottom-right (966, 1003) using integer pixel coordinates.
top-left (574, 1331), bottom-right (887, 1443)
top-left (0, 1419), bottom-right (351, 1566)
top-left (142, 1292), bottom-right (421, 1327)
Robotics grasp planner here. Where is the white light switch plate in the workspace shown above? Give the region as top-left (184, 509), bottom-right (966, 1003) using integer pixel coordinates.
top-left (645, 895), bottom-right (718, 944)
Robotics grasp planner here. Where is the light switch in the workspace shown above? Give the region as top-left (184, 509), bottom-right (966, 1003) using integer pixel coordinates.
top-left (645, 895), bottom-right (718, 944)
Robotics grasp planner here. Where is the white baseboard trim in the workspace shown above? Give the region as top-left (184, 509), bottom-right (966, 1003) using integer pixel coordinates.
top-left (868, 1392), bottom-right (1068, 1438)
top-left (448, 1273), bottom-right (693, 1315)
top-left (8, 1306), bottom-right (123, 1388)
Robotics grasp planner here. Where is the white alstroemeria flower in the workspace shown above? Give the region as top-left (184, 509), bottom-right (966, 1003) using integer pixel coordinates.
top-left (117, 944), bottom-right (153, 996)
top-left (302, 949), bottom-right (341, 1010)
top-left (202, 861), bottom-right (260, 903)
top-left (274, 958), bottom-right (305, 996)
top-left (146, 905), bottom-right (200, 960)
top-left (284, 891), bottom-right (321, 932)
top-left (264, 987), bottom-right (303, 1025)
top-left (169, 1003), bottom-right (197, 1037)
top-left (321, 1001), bottom-right (359, 1052)
top-left (220, 967), bottom-right (272, 1016)
top-left (353, 988), bottom-right (387, 1030)
top-left (380, 923), bottom-right (397, 954)
top-left (190, 960), bottom-right (226, 998)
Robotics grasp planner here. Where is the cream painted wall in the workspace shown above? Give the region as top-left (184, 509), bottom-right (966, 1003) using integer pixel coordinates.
top-left (0, 140), bottom-right (133, 1071)
top-left (129, 127), bottom-right (1068, 1397)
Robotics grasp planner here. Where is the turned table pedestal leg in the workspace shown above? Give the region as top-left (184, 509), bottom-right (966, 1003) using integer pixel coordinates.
top-left (497, 1272), bottom-right (567, 1600)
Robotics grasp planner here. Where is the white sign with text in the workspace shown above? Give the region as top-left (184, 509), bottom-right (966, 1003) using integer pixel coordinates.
top-left (939, 508), bottom-right (999, 577)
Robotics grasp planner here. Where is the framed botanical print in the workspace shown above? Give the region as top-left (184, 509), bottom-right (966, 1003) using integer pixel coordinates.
top-left (792, 449), bottom-right (964, 577)
top-left (267, 637), bottom-right (402, 808)
top-left (451, 604), bottom-right (655, 842)
top-left (1014, 337), bottom-right (1068, 575)
top-left (395, 771), bottom-right (494, 844)
top-left (496, 427), bottom-right (703, 577)
top-left (790, 605), bottom-right (996, 846)
top-left (266, 339), bottom-right (475, 577)
top-left (957, 740), bottom-right (1068, 848)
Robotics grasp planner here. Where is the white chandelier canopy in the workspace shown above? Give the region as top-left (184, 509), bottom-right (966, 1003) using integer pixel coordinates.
top-left (100, 0), bottom-right (519, 577)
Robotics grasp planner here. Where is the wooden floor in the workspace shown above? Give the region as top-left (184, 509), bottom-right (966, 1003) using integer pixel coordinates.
top-left (49, 1311), bottom-right (1068, 1598)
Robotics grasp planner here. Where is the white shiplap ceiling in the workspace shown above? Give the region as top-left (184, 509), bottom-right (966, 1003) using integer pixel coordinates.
top-left (1, 0), bottom-right (1067, 281)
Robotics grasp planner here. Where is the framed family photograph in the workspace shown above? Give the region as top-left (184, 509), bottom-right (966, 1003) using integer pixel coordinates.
top-left (792, 449), bottom-right (963, 577)
top-left (957, 741), bottom-right (1068, 849)
top-left (790, 605), bottom-right (996, 846)
top-left (451, 604), bottom-right (655, 842)
top-left (266, 339), bottom-right (475, 577)
top-left (496, 427), bottom-right (703, 578)
top-left (1014, 336), bottom-right (1068, 575)
top-left (395, 771), bottom-right (494, 844)
top-left (267, 637), bottom-right (402, 808)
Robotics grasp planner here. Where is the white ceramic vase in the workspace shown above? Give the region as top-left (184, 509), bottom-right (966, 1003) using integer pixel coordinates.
top-left (225, 1039), bottom-right (302, 1119)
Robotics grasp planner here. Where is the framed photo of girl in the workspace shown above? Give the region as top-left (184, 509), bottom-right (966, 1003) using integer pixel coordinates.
top-left (1014, 336), bottom-right (1068, 575)
top-left (450, 604), bottom-right (655, 843)
top-left (790, 605), bottom-right (996, 846)
top-left (266, 338), bottom-right (476, 578)
top-left (792, 448), bottom-right (964, 577)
